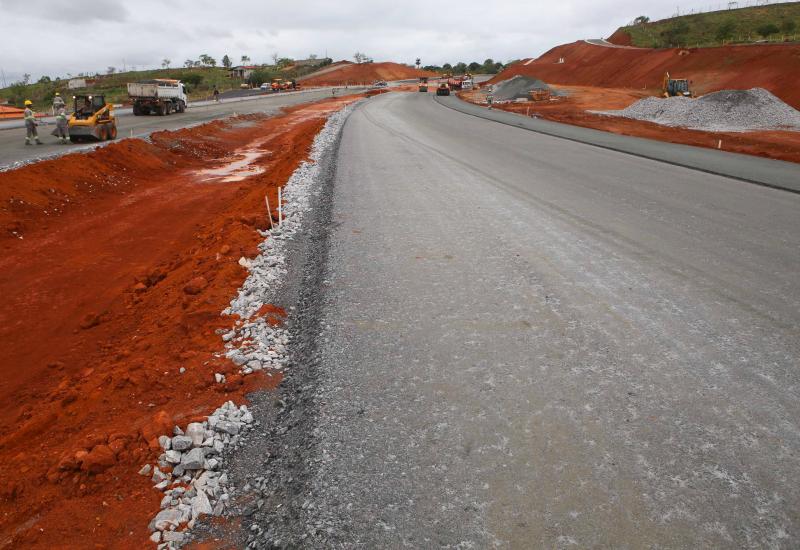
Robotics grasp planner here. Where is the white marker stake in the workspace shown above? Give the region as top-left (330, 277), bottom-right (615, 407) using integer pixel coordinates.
top-left (278, 187), bottom-right (283, 226)
top-left (264, 196), bottom-right (275, 230)
top-left (717, 139), bottom-right (722, 149)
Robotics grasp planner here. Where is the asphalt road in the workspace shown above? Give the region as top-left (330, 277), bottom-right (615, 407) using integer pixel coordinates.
top-left (0, 87), bottom-right (365, 168)
top-left (281, 92), bottom-right (800, 547)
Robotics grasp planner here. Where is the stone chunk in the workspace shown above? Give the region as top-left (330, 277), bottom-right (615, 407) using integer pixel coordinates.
top-left (138, 464), bottom-right (152, 476)
top-left (214, 420), bottom-right (240, 435)
top-left (171, 435), bottom-right (193, 451)
top-left (191, 491), bottom-right (213, 519)
top-left (152, 508), bottom-right (183, 531)
top-left (185, 422), bottom-right (206, 446)
top-left (165, 450), bottom-right (182, 464)
top-left (181, 447), bottom-right (205, 470)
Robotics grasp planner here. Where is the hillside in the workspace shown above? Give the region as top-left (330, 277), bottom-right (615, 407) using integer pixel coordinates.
top-left (0, 67), bottom-right (238, 111)
top-left (610, 1), bottom-right (800, 48)
top-left (491, 40), bottom-right (800, 109)
top-left (300, 62), bottom-right (437, 86)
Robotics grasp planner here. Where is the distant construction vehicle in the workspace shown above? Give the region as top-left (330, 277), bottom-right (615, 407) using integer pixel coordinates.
top-left (419, 76), bottom-right (428, 92)
top-left (68, 94), bottom-right (117, 142)
top-left (662, 72), bottom-right (692, 97)
top-left (436, 82), bottom-right (451, 96)
top-left (128, 79), bottom-right (187, 116)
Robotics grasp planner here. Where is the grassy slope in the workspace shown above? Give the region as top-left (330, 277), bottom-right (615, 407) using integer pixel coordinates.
top-left (616, 2), bottom-right (800, 48)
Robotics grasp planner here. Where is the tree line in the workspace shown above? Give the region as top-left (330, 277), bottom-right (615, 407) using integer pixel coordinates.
top-left (422, 59), bottom-right (506, 75)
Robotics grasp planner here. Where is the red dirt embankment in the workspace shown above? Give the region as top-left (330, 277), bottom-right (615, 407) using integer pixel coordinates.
top-left (0, 96), bottom-right (357, 549)
top-left (492, 40), bottom-right (800, 109)
top-left (607, 29), bottom-right (633, 46)
top-left (302, 61), bottom-right (437, 86)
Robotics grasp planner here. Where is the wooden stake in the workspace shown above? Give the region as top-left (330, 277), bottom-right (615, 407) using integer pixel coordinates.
top-left (264, 195), bottom-right (275, 230)
top-left (717, 139), bottom-right (722, 150)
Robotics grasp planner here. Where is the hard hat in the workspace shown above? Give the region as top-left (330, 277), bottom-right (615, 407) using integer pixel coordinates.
top-left (24, 100), bottom-right (33, 106)
top-left (55, 92), bottom-right (60, 96)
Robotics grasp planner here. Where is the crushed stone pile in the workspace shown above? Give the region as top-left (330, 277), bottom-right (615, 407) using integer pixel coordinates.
top-left (491, 75), bottom-right (553, 101)
top-left (592, 88), bottom-right (800, 132)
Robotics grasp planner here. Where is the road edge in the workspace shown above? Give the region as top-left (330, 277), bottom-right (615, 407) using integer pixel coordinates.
top-left (433, 94), bottom-right (800, 195)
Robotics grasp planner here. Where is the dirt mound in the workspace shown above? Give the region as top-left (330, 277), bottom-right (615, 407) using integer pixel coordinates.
top-left (0, 97), bottom-right (359, 549)
top-left (301, 62), bottom-right (437, 86)
top-left (594, 88), bottom-right (800, 132)
top-left (490, 41), bottom-right (800, 110)
top-left (491, 75), bottom-right (551, 101)
top-left (607, 28), bottom-right (633, 46)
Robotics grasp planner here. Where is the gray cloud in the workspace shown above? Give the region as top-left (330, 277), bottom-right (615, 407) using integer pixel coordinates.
top-left (0, 0), bottom-right (129, 23)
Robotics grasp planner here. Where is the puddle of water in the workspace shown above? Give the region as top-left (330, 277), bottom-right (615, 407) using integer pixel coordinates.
top-left (194, 149), bottom-right (268, 183)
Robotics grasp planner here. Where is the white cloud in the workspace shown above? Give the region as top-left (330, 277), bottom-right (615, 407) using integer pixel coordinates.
top-left (0, 0), bottom-right (760, 83)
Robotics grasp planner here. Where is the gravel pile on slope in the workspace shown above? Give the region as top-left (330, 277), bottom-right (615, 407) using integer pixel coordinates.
top-left (491, 75), bottom-right (551, 101)
top-left (593, 88), bottom-right (800, 132)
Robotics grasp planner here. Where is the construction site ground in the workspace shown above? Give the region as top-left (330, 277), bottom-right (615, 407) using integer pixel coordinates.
top-left (0, 95), bottom-right (359, 549)
top-left (459, 85), bottom-right (800, 164)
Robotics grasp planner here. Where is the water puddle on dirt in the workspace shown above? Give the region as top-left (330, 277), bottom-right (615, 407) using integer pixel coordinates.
top-left (194, 149), bottom-right (269, 183)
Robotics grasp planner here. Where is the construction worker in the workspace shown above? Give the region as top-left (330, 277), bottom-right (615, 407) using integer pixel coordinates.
top-left (51, 108), bottom-right (69, 144)
top-left (212, 85), bottom-right (220, 102)
top-left (23, 100), bottom-right (42, 145)
top-left (52, 92), bottom-right (65, 114)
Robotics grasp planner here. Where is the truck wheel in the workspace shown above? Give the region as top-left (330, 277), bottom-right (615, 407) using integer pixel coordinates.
top-left (158, 104), bottom-right (166, 116)
top-left (178, 101), bottom-right (186, 113)
top-left (108, 124), bottom-right (117, 140)
top-left (133, 104), bottom-right (140, 116)
top-left (166, 103), bottom-right (172, 115)
top-left (98, 125), bottom-right (108, 141)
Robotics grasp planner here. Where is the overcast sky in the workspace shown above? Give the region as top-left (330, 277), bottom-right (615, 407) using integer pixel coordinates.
top-left (0, 0), bottom-right (748, 84)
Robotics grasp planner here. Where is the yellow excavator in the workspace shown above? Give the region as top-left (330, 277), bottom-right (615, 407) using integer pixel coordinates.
top-left (68, 94), bottom-right (118, 142)
top-left (662, 72), bottom-right (692, 98)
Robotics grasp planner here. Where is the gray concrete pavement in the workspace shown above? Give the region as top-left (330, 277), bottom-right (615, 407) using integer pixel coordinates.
top-left (267, 92), bottom-right (800, 548)
top-left (436, 94), bottom-right (800, 193)
top-left (0, 87), bottom-right (365, 169)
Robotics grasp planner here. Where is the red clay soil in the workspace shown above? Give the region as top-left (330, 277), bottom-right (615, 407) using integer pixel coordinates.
top-left (607, 28), bottom-right (633, 46)
top-left (301, 61), bottom-right (437, 86)
top-left (492, 40), bottom-right (800, 109)
top-left (0, 96), bottom-right (358, 549)
top-left (460, 85), bottom-right (800, 163)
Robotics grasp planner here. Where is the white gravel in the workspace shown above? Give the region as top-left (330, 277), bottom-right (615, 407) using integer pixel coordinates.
top-left (592, 88), bottom-right (800, 132)
top-left (144, 102), bottom-right (358, 549)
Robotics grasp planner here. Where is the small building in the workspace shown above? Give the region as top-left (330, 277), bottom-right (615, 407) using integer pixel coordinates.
top-left (68, 78), bottom-right (87, 89)
top-left (229, 66), bottom-right (259, 79)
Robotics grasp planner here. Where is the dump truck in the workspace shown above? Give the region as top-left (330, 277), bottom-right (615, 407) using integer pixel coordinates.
top-left (68, 93), bottom-right (117, 142)
top-left (662, 72), bottom-right (692, 98)
top-left (128, 79), bottom-right (187, 116)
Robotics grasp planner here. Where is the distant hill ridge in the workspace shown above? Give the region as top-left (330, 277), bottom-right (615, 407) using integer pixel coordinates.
top-left (609, 1), bottom-right (800, 48)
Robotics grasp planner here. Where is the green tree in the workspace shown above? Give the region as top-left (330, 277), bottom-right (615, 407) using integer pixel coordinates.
top-left (442, 63), bottom-right (453, 72)
top-left (453, 62), bottom-right (467, 74)
top-left (662, 20), bottom-right (690, 46)
top-left (247, 68), bottom-right (276, 87)
top-left (37, 75), bottom-right (52, 84)
top-left (716, 19), bottom-right (737, 41)
top-left (633, 15), bottom-right (650, 25)
top-left (756, 23), bottom-right (779, 38)
top-left (781, 20), bottom-right (796, 34)
top-left (222, 55), bottom-right (232, 69)
top-left (181, 73), bottom-right (204, 88)
top-left (199, 54), bottom-right (216, 67)
top-left (468, 61), bottom-right (481, 72)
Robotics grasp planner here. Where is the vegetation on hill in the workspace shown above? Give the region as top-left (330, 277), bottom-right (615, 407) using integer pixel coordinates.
top-left (422, 59), bottom-right (506, 75)
top-left (0, 57), bottom-right (333, 111)
top-left (614, 1), bottom-right (800, 48)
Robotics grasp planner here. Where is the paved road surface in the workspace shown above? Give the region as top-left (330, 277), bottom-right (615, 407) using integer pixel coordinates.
top-left (288, 92), bottom-right (800, 547)
top-left (436, 95), bottom-right (800, 193)
top-left (0, 87), bottom-right (365, 168)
